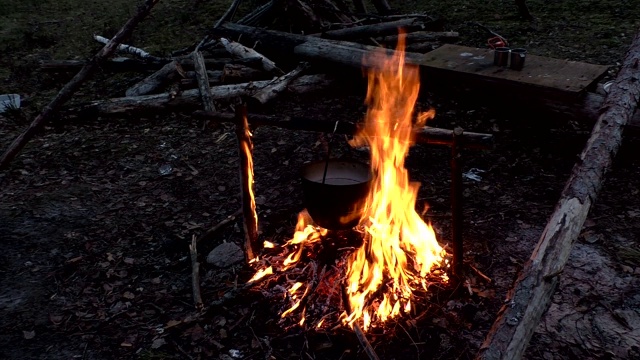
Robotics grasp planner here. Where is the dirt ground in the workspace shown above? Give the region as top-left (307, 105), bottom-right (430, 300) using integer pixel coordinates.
top-left (1, 1), bottom-right (640, 359)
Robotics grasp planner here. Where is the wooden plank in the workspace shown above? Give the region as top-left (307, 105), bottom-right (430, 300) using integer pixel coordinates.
top-left (420, 44), bottom-right (609, 94)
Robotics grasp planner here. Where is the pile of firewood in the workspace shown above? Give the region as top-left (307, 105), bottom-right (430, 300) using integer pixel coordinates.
top-left (36, 2), bottom-right (457, 119)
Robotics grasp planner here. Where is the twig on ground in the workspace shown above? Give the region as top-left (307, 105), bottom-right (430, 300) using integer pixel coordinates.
top-left (353, 323), bottom-right (381, 360)
top-left (0, 0), bottom-right (161, 170)
top-left (197, 208), bottom-right (242, 243)
top-left (467, 263), bottom-right (492, 283)
top-left (189, 235), bottom-right (204, 311)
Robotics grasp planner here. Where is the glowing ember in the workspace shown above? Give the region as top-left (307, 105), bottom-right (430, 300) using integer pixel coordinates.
top-left (343, 33), bottom-right (446, 330)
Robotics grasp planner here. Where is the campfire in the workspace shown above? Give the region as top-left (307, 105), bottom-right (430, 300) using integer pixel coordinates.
top-left (248, 35), bottom-right (449, 332)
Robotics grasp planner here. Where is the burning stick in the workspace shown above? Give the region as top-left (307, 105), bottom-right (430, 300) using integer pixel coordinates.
top-left (189, 235), bottom-right (204, 311)
top-left (341, 283), bottom-right (381, 360)
top-left (235, 104), bottom-right (260, 261)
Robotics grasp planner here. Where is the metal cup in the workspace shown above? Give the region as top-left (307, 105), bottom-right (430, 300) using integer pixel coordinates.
top-left (510, 48), bottom-right (527, 70)
top-left (493, 47), bottom-right (510, 66)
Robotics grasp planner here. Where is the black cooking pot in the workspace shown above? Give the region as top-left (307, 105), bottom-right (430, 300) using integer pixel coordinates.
top-left (301, 159), bottom-right (372, 230)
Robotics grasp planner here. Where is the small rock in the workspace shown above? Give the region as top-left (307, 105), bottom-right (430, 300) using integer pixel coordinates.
top-left (207, 242), bottom-right (244, 267)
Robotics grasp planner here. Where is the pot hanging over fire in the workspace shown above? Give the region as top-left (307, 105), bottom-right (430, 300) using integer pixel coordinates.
top-left (301, 159), bottom-right (371, 230)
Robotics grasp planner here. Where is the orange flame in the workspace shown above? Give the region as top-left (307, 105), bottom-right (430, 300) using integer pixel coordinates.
top-left (344, 33), bottom-right (446, 330)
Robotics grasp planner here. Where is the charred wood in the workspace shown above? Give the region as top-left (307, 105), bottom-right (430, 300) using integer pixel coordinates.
top-left (235, 104), bottom-right (259, 260)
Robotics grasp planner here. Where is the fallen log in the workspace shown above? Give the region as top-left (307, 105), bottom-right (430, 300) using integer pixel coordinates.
top-left (125, 60), bottom-right (185, 96)
top-left (250, 62), bottom-right (309, 106)
top-left (376, 31), bottom-right (459, 44)
top-left (476, 28), bottom-right (640, 360)
top-left (213, 24), bottom-right (640, 128)
top-left (316, 18), bottom-right (428, 41)
top-left (220, 37), bottom-right (284, 75)
top-left (180, 64), bottom-right (267, 87)
top-left (192, 111), bottom-right (494, 149)
top-left (40, 56), bottom-right (264, 73)
top-left (0, 0), bottom-right (161, 170)
top-left (71, 74), bottom-right (334, 116)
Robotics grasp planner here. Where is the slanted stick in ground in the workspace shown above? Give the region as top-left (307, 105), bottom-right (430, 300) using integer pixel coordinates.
top-left (0, 0), bottom-right (161, 170)
top-left (192, 50), bottom-right (216, 129)
top-left (220, 37), bottom-right (284, 75)
top-left (235, 104), bottom-right (259, 261)
top-left (189, 236), bottom-right (204, 311)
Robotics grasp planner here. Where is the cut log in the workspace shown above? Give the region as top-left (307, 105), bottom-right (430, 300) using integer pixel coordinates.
top-left (249, 62), bottom-right (309, 105)
top-left (212, 24), bottom-right (640, 128)
top-left (125, 60), bottom-right (185, 96)
top-left (222, 63), bottom-right (267, 83)
top-left (0, 0), bottom-right (161, 170)
top-left (220, 37), bottom-right (284, 75)
top-left (180, 64), bottom-right (267, 88)
top-left (71, 74), bottom-right (333, 116)
top-left (192, 111), bottom-right (494, 149)
top-left (476, 29), bottom-right (640, 360)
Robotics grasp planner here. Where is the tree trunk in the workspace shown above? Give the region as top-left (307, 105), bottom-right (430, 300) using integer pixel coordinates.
top-left (476, 28), bottom-right (640, 360)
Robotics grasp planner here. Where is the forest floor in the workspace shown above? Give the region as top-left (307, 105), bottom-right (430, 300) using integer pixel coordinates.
top-left (1, 1), bottom-right (640, 359)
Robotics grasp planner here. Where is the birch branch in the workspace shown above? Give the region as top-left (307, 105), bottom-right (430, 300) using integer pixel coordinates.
top-left (93, 34), bottom-right (163, 62)
top-left (220, 37), bottom-right (284, 75)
